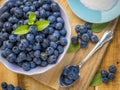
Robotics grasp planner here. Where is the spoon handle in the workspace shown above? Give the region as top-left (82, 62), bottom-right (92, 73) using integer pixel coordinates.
top-left (79, 30), bottom-right (114, 68)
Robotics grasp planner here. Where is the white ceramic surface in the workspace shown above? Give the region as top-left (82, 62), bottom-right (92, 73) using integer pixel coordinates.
top-left (0, 0), bottom-right (71, 75)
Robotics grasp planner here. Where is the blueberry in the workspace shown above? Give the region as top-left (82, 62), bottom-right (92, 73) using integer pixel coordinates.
top-left (7, 53), bottom-right (16, 63)
top-left (48, 27), bottom-right (54, 35)
top-left (29, 51), bottom-right (34, 58)
top-left (39, 9), bottom-right (47, 18)
top-left (51, 2), bottom-right (60, 12)
top-left (91, 35), bottom-right (99, 43)
top-left (46, 47), bottom-right (54, 55)
top-left (40, 61), bottom-right (48, 67)
top-left (1, 6), bottom-right (9, 13)
top-left (14, 86), bottom-right (21, 90)
top-left (5, 40), bottom-right (14, 49)
top-left (30, 62), bottom-right (37, 69)
top-left (0, 12), bottom-right (10, 21)
top-left (0, 22), bottom-right (3, 29)
top-left (1, 82), bottom-right (7, 89)
top-left (25, 2), bottom-right (32, 6)
top-left (13, 24), bottom-right (18, 30)
top-left (48, 15), bottom-right (56, 23)
top-left (22, 62), bottom-right (31, 71)
top-left (33, 43), bottom-right (41, 50)
top-left (80, 41), bottom-right (88, 48)
top-left (53, 12), bottom-right (61, 17)
top-left (18, 52), bottom-right (27, 61)
top-left (87, 30), bottom-right (93, 38)
top-left (102, 77), bottom-right (109, 83)
top-left (7, 84), bottom-right (14, 90)
top-left (109, 65), bottom-right (117, 73)
top-left (48, 55), bottom-right (57, 64)
top-left (41, 0), bottom-right (51, 4)
top-left (3, 32), bottom-right (9, 40)
top-left (41, 53), bottom-right (48, 61)
top-left (23, 6), bottom-right (30, 12)
top-left (26, 34), bottom-right (34, 42)
top-left (75, 25), bottom-right (80, 33)
top-left (1, 48), bottom-right (12, 58)
top-left (49, 31), bottom-right (60, 42)
top-left (55, 23), bottom-right (63, 30)
top-left (63, 78), bottom-right (73, 85)
top-left (81, 33), bottom-right (89, 42)
top-left (60, 28), bottom-right (67, 36)
top-left (4, 22), bottom-right (12, 31)
top-left (34, 50), bottom-right (41, 58)
top-left (33, 58), bottom-right (41, 65)
top-left (57, 17), bottom-right (64, 24)
top-left (9, 35), bottom-right (17, 43)
top-left (24, 20), bottom-right (29, 25)
top-left (8, 17), bottom-right (18, 24)
top-left (54, 50), bottom-right (59, 57)
top-left (16, 0), bottom-right (23, 7)
top-left (42, 39), bottom-right (50, 49)
top-left (60, 37), bottom-right (68, 46)
top-left (85, 23), bottom-right (92, 29)
top-left (7, 2), bottom-right (14, 8)
top-left (14, 8), bottom-right (23, 18)
top-left (35, 35), bottom-right (44, 42)
top-left (18, 20), bottom-right (24, 25)
top-left (79, 25), bottom-right (87, 33)
top-left (70, 66), bottom-right (79, 74)
top-left (71, 36), bottom-right (78, 44)
top-left (108, 73), bottom-right (115, 80)
top-left (16, 35), bottom-right (21, 42)
top-left (33, 1), bottom-right (41, 8)
top-left (67, 71), bottom-right (79, 80)
top-left (35, 11), bottom-right (40, 19)
top-left (26, 54), bottom-right (32, 62)
top-left (46, 11), bottom-right (51, 17)
top-left (30, 6), bottom-right (36, 12)
top-left (12, 46), bottom-right (20, 54)
top-left (42, 28), bottom-right (49, 35)
top-left (101, 70), bottom-right (108, 78)
top-left (63, 67), bottom-right (70, 75)
top-left (42, 4), bottom-right (51, 11)
top-left (57, 45), bottom-right (64, 54)
top-left (18, 44), bottom-right (25, 51)
top-left (77, 33), bottom-right (82, 39)
top-left (50, 42), bottom-right (57, 49)
top-left (21, 39), bottom-right (29, 48)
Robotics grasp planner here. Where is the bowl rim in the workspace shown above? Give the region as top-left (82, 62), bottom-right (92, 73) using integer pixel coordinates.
top-left (0, 0), bottom-right (71, 75)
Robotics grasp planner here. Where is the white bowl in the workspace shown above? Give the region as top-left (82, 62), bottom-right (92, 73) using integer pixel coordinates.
top-left (0, 0), bottom-right (71, 75)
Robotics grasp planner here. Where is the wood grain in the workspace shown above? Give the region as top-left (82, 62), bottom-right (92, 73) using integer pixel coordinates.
top-left (0, 0), bottom-right (120, 90)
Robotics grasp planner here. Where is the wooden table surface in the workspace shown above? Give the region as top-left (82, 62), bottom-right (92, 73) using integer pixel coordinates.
top-left (0, 0), bottom-right (120, 90)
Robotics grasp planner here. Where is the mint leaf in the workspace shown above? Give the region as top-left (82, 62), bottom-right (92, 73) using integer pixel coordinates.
top-left (67, 43), bottom-right (80, 53)
top-left (90, 73), bottom-right (103, 86)
top-left (28, 12), bottom-right (36, 25)
top-left (14, 25), bottom-right (29, 35)
top-left (35, 20), bottom-right (50, 31)
top-left (92, 22), bottom-right (109, 33)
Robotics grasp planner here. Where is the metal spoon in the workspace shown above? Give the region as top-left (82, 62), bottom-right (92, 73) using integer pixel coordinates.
top-left (59, 30), bottom-right (114, 87)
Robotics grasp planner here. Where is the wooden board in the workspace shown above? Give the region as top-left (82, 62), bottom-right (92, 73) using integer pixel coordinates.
top-left (31, 1), bottom-right (119, 90)
top-left (0, 0), bottom-right (119, 90)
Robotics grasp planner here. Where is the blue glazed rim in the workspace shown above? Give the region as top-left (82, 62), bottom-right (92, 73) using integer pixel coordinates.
top-left (68, 0), bottom-right (120, 23)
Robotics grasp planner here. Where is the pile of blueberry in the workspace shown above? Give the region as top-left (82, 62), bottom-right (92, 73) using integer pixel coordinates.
top-left (0, 0), bottom-right (68, 71)
top-left (60, 66), bottom-right (79, 86)
top-left (101, 65), bottom-right (117, 83)
top-left (71, 23), bottom-right (99, 48)
top-left (1, 82), bottom-right (24, 90)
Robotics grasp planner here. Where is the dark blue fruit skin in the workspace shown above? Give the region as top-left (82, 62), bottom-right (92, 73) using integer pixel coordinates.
top-left (80, 41), bottom-right (88, 48)
top-left (64, 78), bottom-right (74, 85)
top-left (102, 77), bottom-right (109, 83)
top-left (7, 84), bottom-right (14, 90)
top-left (81, 33), bottom-right (89, 42)
top-left (71, 36), bottom-right (78, 44)
top-left (1, 82), bottom-right (7, 89)
top-left (14, 86), bottom-right (21, 90)
top-left (108, 73), bottom-right (115, 80)
top-left (0, 0), bottom-right (67, 71)
top-left (109, 65), bottom-right (117, 73)
top-left (91, 35), bottom-right (99, 43)
top-left (101, 70), bottom-right (108, 78)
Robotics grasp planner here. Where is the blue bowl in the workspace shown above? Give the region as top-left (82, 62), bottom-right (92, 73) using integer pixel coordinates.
top-left (68, 0), bottom-right (120, 23)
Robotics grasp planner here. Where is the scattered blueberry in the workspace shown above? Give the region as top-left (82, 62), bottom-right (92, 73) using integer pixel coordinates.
top-left (101, 70), bottom-right (108, 78)
top-left (91, 35), bottom-right (99, 43)
top-left (109, 65), bottom-right (117, 73)
top-left (102, 77), bottom-right (109, 83)
top-left (80, 41), bottom-right (88, 48)
top-left (108, 73), bottom-right (115, 80)
top-left (71, 36), bottom-right (78, 44)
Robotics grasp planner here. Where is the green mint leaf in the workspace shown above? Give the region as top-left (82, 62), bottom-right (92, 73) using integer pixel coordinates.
top-left (41, 54), bottom-right (49, 56)
top-left (67, 43), bottom-right (80, 53)
top-left (14, 25), bottom-right (29, 35)
top-left (90, 73), bottom-right (103, 86)
top-left (28, 12), bottom-right (36, 25)
top-left (92, 22), bottom-right (109, 33)
top-left (35, 20), bottom-right (50, 31)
